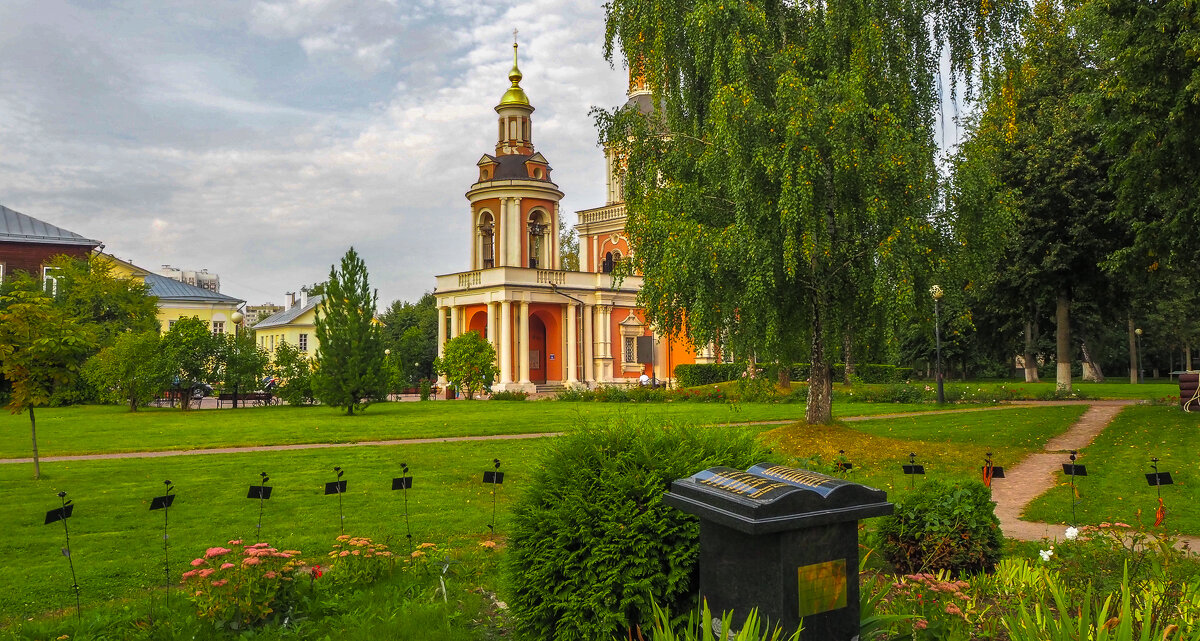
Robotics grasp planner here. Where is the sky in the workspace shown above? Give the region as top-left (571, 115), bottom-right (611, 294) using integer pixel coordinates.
top-left (0, 0), bottom-right (629, 307)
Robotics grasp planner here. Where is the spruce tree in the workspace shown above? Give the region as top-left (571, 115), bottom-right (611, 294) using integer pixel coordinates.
top-left (313, 247), bottom-right (387, 414)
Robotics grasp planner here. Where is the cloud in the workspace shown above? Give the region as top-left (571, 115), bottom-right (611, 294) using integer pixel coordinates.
top-left (0, 0), bottom-right (629, 306)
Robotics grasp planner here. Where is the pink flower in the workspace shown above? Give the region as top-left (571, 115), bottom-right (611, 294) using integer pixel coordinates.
top-left (243, 557), bottom-right (261, 566)
top-left (352, 550), bottom-right (360, 556)
top-left (264, 571), bottom-right (277, 579)
top-left (199, 569), bottom-right (215, 578)
top-left (220, 563), bottom-right (234, 570)
top-left (1115, 522), bottom-right (1131, 528)
top-left (211, 579), bottom-right (228, 587)
top-left (915, 619), bottom-right (928, 630)
top-left (181, 570), bottom-right (198, 579)
top-left (205, 547), bottom-right (232, 558)
top-left (190, 558), bottom-right (205, 567)
top-left (339, 551), bottom-right (350, 557)
top-left (228, 539), bottom-right (242, 545)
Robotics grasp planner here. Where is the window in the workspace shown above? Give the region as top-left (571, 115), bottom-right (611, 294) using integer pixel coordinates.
top-left (478, 212), bottom-right (495, 269)
top-left (624, 337), bottom-right (636, 363)
top-left (212, 321), bottom-right (225, 335)
top-left (528, 212), bottom-right (548, 269)
top-left (42, 266), bottom-right (61, 297)
top-left (299, 333), bottom-right (308, 352)
top-left (168, 320), bottom-right (176, 329)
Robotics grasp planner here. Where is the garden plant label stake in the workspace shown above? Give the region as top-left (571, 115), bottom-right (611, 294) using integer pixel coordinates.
top-left (149, 480), bottom-right (176, 608)
top-left (1062, 451), bottom-right (1088, 526)
top-left (482, 459), bottom-right (503, 535)
top-left (1146, 457), bottom-right (1173, 527)
top-left (246, 472), bottom-right (272, 538)
top-left (44, 490), bottom-right (81, 621)
top-left (982, 453), bottom-right (1005, 487)
top-left (902, 452), bottom-right (925, 490)
top-left (391, 462), bottom-right (414, 554)
top-left (325, 466), bottom-right (348, 535)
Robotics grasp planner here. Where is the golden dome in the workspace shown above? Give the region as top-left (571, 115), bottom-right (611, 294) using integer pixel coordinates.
top-left (498, 41), bottom-right (529, 107)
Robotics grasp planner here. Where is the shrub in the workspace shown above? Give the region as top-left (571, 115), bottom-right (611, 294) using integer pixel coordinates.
top-left (554, 386), bottom-right (595, 402)
top-left (506, 419), bottom-right (772, 641)
top-left (181, 540), bottom-right (313, 629)
top-left (489, 390), bottom-right (528, 401)
top-left (418, 378), bottom-right (432, 401)
top-left (876, 480), bottom-right (1002, 576)
top-left (674, 363), bottom-right (744, 387)
top-left (858, 364), bottom-right (901, 383)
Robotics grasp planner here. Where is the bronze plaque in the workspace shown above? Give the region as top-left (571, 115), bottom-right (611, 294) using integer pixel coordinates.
top-left (797, 559), bottom-right (847, 617)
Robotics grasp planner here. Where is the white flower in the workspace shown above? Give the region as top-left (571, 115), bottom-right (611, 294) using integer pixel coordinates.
top-left (1065, 526), bottom-right (1079, 541)
top-left (1039, 548), bottom-right (1054, 562)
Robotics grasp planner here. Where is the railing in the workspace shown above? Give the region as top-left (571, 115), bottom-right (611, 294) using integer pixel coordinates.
top-left (458, 271), bottom-right (482, 288)
top-left (576, 204), bottom-right (626, 225)
top-left (536, 270), bottom-right (566, 285)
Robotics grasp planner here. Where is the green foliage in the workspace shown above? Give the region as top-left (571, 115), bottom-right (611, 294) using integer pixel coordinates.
top-left (505, 419), bottom-right (772, 641)
top-left (674, 363), bottom-right (745, 388)
top-left (46, 255), bottom-right (159, 342)
top-left (558, 218), bottom-right (580, 271)
top-left (216, 329), bottom-right (269, 396)
top-left (379, 292), bottom-right (438, 387)
top-left (632, 600), bottom-right (801, 641)
top-left (0, 285), bottom-right (96, 477)
top-left (160, 316), bottom-right (217, 410)
top-left (325, 535), bottom-right (397, 587)
top-left (83, 330), bottom-right (168, 411)
top-left (434, 331), bottom-right (498, 400)
top-left (181, 540), bottom-right (310, 630)
top-left (877, 480), bottom-right (1003, 575)
top-left (313, 247), bottom-right (388, 415)
top-left (272, 341), bottom-right (316, 406)
top-left (488, 390), bottom-right (528, 401)
top-left (418, 378), bottom-right (432, 401)
top-left (599, 0), bottom-right (1021, 424)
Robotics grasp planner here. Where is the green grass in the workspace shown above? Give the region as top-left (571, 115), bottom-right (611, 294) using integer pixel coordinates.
top-left (0, 400), bottom-right (941, 459)
top-left (1021, 404), bottom-right (1200, 534)
top-left (763, 405), bottom-right (1090, 496)
top-left (0, 436), bottom-right (555, 623)
top-left (937, 380), bottom-right (1180, 400)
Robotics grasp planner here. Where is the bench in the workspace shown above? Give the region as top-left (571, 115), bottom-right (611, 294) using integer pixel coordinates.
top-left (1181, 373), bottom-right (1199, 413)
top-left (217, 392), bottom-right (277, 407)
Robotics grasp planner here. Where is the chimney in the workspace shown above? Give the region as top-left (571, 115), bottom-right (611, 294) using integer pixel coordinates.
top-left (285, 291), bottom-right (296, 310)
top-left (300, 287), bottom-right (309, 309)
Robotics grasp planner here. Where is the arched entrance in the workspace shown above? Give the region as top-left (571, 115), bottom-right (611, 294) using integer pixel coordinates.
top-left (528, 314), bottom-right (547, 384)
top-left (467, 310), bottom-right (488, 338)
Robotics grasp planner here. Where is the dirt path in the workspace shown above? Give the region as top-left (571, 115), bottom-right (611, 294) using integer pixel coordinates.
top-left (989, 400), bottom-right (1200, 548)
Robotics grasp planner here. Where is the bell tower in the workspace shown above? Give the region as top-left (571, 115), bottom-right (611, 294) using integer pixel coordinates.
top-left (466, 34), bottom-right (564, 271)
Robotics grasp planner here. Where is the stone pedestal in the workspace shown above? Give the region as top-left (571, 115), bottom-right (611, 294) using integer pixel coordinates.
top-left (664, 464), bottom-right (893, 640)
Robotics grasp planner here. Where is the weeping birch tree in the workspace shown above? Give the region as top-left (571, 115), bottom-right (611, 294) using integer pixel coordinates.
top-left (597, 0), bottom-right (1023, 423)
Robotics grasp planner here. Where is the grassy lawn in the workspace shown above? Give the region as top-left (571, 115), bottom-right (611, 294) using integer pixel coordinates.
top-left (1021, 405), bottom-right (1200, 534)
top-left (0, 400), bottom-right (940, 459)
top-left (937, 379), bottom-right (1180, 400)
top-left (762, 405), bottom-right (1089, 495)
top-left (0, 435), bottom-right (557, 623)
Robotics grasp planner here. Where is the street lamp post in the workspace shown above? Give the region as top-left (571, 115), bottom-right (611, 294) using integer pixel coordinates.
top-left (231, 311), bottom-right (244, 409)
top-left (1135, 328), bottom-right (1144, 384)
top-left (931, 285), bottom-right (946, 404)
top-left (385, 348), bottom-right (392, 401)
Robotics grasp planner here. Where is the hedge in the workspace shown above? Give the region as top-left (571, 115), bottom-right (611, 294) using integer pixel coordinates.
top-left (674, 362), bottom-right (911, 387)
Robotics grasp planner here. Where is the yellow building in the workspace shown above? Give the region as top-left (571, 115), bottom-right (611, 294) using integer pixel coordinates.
top-left (97, 252), bottom-right (244, 334)
top-left (252, 291), bottom-right (321, 358)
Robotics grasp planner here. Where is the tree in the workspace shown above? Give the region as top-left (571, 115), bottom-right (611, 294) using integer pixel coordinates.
top-left (84, 330), bottom-right (168, 411)
top-left (558, 218), bottom-right (580, 271)
top-left (597, 0), bottom-right (1020, 423)
top-left (951, 0), bottom-right (1122, 391)
top-left (215, 329), bottom-right (269, 404)
top-left (0, 286), bottom-right (96, 478)
top-left (313, 247), bottom-right (387, 414)
top-left (435, 331), bottom-right (499, 400)
top-left (272, 341), bottom-right (316, 406)
top-left (47, 255), bottom-right (159, 342)
top-left (160, 317), bottom-right (217, 410)
top-left (379, 293), bottom-right (439, 386)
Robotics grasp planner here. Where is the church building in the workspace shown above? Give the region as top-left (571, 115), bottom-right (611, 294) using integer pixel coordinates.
top-left (432, 42), bottom-right (714, 393)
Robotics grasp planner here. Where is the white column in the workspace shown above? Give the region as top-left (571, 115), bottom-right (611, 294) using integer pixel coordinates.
top-left (518, 300), bottom-right (531, 385)
top-left (436, 305), bottom-right (448, 385)
top-left (552, 203), bottom-right (562, 270)
top-left (487, 301), bottom-right (499, 345)
top-left (510, 197), bottom-right (523, 268)
top-left (566, 304), bottom-right (578, 384)
top-left (582, 303), bottom-right (593, 384)
top-left (469, 207), bottom-right (477, 270)
top-left (498, 198), bottom-right (508, 267)
top-left (591, 234), bottom-right (599, 272)
top-left (500, 300), bottom-right (513, 384)
top-left (449, 304), bottom-right (459, 338)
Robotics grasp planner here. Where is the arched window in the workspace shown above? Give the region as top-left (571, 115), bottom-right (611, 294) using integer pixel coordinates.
top-left (602, 251), bottom-right (614, 274)
top-left (478, 211), bottom-right (495, 269)
top-left (528, 210), bottom-right (548, 269)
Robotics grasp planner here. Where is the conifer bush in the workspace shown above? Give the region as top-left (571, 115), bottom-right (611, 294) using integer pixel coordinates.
top-left (505, 419), bottom-right (772, 641)
top-left (876, 480), bottom-right (1003, 576)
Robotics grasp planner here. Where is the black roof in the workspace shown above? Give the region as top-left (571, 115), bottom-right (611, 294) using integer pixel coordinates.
top-left (480, 154), bottom-right (555, 183)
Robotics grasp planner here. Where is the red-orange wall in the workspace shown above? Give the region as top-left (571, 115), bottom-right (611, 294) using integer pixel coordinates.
top-left (529, 303), bottom-right (563, 382)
